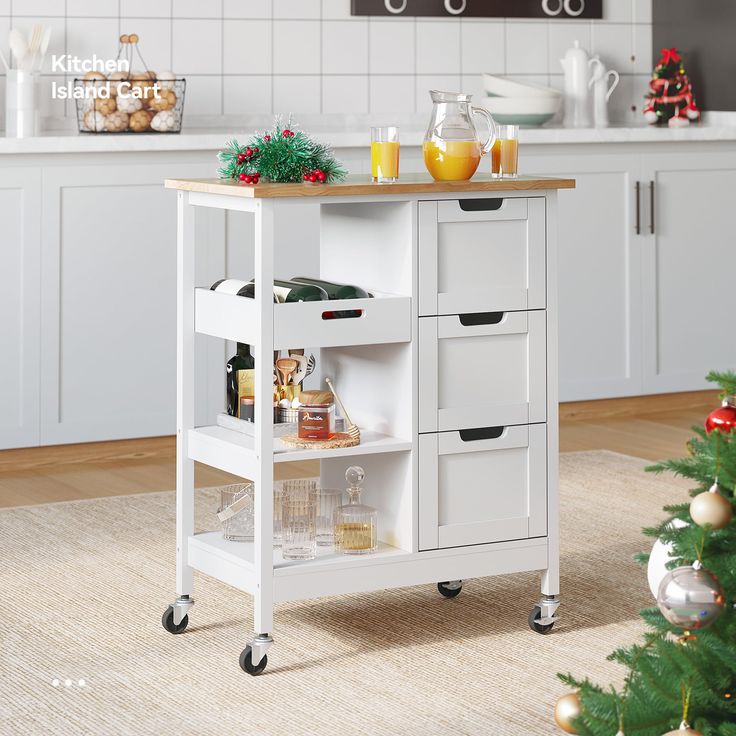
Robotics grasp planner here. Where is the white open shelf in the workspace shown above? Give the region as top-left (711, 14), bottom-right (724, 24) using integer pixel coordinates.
top-left (194, 287), bottom-right (412, 349)
top-left (188, 425), bottom-right (412, 478)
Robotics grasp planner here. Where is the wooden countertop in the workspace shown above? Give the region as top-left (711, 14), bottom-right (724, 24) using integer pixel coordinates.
top-left (165, 173), bottom-right (575, 199)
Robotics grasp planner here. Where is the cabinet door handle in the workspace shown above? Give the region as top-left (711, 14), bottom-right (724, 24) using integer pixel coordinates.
top-left (635, 181), bottom-right (641, 235)
top-left (458, 198), bottom-right (504, 212)
top-left (458, 311), bottom-right (504, 326)
top-left (459, 426), bottom-right (505, 441)
top-left (649, 180), bottom-right (655, 234)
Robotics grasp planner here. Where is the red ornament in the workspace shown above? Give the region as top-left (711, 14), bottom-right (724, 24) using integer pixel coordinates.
top-left (705, 398), bottom-right (736, 434)
top-left (264, 135), bottom-right (271, 141)
top-left (303, 173), bottom-right (310, 181)
top-left (283, 129), bottom-right (292, 137)
top-left (245, 147), bottom-right (253, 157)
top-left (308, 173), bottom-right (317, 182)
top-left (253, 146), bottom-right (259, 153)
top-left (237, 154), bottom-right (245, 164)
top-left (238, 172), bottom-right (247, 181)
top-left (316, 171), bottom-right (326, 182)
top-left (243, 175), bottom-right (253, 184)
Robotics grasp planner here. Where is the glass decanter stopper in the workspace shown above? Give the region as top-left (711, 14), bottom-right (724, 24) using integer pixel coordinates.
top-left (334, 466), bottom-right (377, 555)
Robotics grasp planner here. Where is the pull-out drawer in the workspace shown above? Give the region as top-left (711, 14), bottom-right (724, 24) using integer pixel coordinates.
top-left (418, 424), bottom-right (547, 551)
top-left (418, 197), bottom-right (546, 316)
top-left (418, 311), bottom-right (546, 432)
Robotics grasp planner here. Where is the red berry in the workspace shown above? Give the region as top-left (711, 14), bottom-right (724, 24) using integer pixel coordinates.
top-left (316, 171), bottom-right (326, 182)
top-left (238, 172), bottom-right (246, 181)
top-left (303, 173), bottom-right (310, 181)
top-left (283, 129), bottom-right (292, 137)
top-left (313, 168), bottom-right (323, 175)
top-left (252, 176), bottom-right (260, 184)
top-left (245, 147), bottom-right (253, 157)
top-left (244, 175), bottom-right (253, 184)
top-left (308, 174), bottom-right (317, 182)
top-left (237, 154), bottom-right (245, 164)
top-left (253, 147), bottom-right (259, 153)
top-left (263, 135), bottom-right (271, 141)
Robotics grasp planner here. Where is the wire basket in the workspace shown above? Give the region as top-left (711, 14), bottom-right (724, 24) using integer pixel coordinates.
top-left (75, 77), bottom-right (186, 134)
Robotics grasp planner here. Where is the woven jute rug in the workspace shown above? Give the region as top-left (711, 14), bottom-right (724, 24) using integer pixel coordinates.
top-left (0, 451), bottom-right (690, 736)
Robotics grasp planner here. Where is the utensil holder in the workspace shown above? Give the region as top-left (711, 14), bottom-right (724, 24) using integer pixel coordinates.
top-left (5, 70), bottom-right (40, 138)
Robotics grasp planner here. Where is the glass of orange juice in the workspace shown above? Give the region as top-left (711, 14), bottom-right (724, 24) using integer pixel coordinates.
top-left (371, 126), bottom-right (400, 183)
top-left (491, 124), bottom-right (519, 178)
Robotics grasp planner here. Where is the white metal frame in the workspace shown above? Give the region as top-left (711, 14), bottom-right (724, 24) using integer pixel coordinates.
top-left (170, 186), bottom-right (561, 667)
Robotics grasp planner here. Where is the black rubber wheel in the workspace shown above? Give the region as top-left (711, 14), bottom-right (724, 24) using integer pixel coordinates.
top-left (161, 605), bottom-right (188, 635)
top-left (239, 645), bottom-right (268, 676)
top-left (528, 605), bottom-right (554, 635)
top-left (437, 581), bottom-right (462, 598)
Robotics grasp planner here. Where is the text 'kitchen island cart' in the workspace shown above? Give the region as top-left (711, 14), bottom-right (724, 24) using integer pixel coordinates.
top-left (163, 173), bottom-right (576, 675)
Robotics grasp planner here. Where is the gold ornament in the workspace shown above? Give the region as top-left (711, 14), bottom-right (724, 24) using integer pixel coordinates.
top-left (128, 109), bottom-right (152, 132)
top-left (690, 483), bottom-right (733, 529)
top-left (554, 692), bottom-right (581, 734)
top-left (661, 722), bottom-right (702, 735)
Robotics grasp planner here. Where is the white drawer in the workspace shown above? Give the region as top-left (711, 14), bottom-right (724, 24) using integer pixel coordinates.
top-left (418, 311), bottom-right (547, 433)
top-left (418, 425), bottom-right (547, 551)
top-left (418, 197), bottom-right (546, 316)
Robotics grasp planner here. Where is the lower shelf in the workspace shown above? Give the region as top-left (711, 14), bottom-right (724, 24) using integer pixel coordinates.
top-left (187, 531), bottom-right (548, 603)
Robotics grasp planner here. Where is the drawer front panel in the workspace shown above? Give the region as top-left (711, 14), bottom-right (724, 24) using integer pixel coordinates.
top-left (418, 424), bottom-right (547, 551)
top-left (418, 311), bottom-right (547, 433)
top-left (418, 198), bottom-right (546, 316)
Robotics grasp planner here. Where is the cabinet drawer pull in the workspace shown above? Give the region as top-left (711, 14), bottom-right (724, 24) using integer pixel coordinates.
top-left (635, 181), bottom-right (641, 235)
top-left (459, 426), bottom-right (505, 441)
top-left (458, 311), bottom-right (504, 326)
top-left (649, 180), bottom-right (655, 234)
top-left (458, 198), bottom-right (504, 212)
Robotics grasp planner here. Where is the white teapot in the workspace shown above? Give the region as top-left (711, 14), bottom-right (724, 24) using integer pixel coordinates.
top-left (560, 40), bottom-right (592, 128)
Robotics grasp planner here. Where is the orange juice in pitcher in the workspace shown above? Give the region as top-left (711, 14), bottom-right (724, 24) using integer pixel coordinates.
top-left (423, 90), bottom-right (496, 182)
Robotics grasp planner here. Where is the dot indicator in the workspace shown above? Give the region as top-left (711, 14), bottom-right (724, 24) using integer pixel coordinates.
top-left (64, 679), bottom-right (72, 688)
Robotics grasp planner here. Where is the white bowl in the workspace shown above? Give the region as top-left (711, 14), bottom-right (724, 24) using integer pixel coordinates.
top-left (481, 95), bottom-right (561, 126)
top-left (482, 73), bottom-right (561, 99)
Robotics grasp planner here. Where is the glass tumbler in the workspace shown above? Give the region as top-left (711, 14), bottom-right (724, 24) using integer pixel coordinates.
top-left (491, 124), bottom-right (519, 178)
top-left (217, 483), bottom-right (255, 542)
top-left (281, 496), bottom-right (317, 560)
top-left (371, 126), bottom-right (400, 183)
top-left (314, 489), bottom-right (343, 547)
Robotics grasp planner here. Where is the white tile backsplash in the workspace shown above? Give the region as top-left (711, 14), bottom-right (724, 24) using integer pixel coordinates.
top-left (460, 21), bottom-right (504, 75)
top-left (273, 20), bottom-right (321, 74)
top-left (5, 1), bottom-right (652, 124)
top-left (224, 19), bottom-right (271, 74)
top-left (172, 19), bottom-right (222, 75)
top-left (322, 20), bottom-right (368, 74)
top-left (416, 20), bottom-right (460, 75)
top-left (369, 19), bottom-right (414, 75)
top-left (505, 21), bottom-right (548, 74)
top-left (322, 75), bottom-right (368, 113)
top-left (273, 74), bottom-right (321, 113)
top-left (369, 74), bottom-right (414, 114)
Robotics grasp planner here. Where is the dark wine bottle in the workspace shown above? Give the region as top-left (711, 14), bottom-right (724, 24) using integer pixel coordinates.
top-left (240, 279), bottom-right (328, 303)
top-left (210, 278), bottom-right (278, 302)
top-left (290, 277), bottom-right (372, 300)
top-left (226, 343), bottom-right (254, 416)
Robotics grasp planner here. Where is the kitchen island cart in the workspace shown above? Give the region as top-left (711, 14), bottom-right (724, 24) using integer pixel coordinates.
top-left (163, 173), bottom-right (575, 674)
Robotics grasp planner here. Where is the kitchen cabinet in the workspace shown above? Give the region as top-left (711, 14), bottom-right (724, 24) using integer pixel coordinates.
top-left (640, 150), bottom-right (736, 394)
top-left (0, 168), bottom-right (41, 448)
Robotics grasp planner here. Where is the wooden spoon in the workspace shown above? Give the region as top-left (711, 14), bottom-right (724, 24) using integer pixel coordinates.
top-left (276, 357), bottom-right (298, 386)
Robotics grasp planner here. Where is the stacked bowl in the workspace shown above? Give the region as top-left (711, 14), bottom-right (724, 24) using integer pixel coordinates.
top-left (480, 74), bottom-right (561, 127)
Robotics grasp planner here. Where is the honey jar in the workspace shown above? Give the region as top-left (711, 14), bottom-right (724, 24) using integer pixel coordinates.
top-left (298, 391), bottom-right (336, 440)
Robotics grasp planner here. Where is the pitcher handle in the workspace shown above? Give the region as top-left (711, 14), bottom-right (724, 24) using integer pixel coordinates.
top-left (472, 105), bottom-right (497, 155)
top-left (606, 69), bottom-right (620, 100)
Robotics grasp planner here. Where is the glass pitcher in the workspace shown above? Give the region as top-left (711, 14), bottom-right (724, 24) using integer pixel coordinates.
top-left (423, 90), bottom-right (497, 181)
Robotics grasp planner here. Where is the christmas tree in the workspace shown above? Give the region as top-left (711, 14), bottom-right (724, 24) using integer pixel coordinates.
top-left (555, 371), bottom-right (736, 736)
top-left (643, 47), bottom-right (700, 128)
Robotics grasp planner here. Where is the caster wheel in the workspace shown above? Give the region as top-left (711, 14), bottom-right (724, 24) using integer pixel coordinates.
top-left (161, 605), bottom-right (188, 635)
top-left (239, 645), bottom-right (268, 676)
top-left (437, 581), bottom-right (462, 598)
top-left (528, 605), bottom-right (554, 635)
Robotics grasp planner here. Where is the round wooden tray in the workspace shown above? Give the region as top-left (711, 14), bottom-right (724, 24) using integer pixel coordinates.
top-left (280, 432), bottom-right (360, 449)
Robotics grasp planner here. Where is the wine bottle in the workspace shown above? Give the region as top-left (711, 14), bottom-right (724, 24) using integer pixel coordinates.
top-left (290, 277), bottom-right (372, 300)
top-left (240, 279), bottom-right (328, 303)
top-left (226, 343), bottom-right (254, 416)
top-left (210, 278), bottom-right (278, 302)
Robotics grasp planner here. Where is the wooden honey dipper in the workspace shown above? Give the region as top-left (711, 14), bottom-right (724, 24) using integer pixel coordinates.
top-left (324, 377), bottom-right (360, 443)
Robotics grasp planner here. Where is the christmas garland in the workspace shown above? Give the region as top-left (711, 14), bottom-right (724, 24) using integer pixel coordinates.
top-left (217, 117), bottom-right (347, 185)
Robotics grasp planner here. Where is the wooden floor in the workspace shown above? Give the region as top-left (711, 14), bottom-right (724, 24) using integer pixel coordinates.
top-left (0, 390), bottom-right (718, 508)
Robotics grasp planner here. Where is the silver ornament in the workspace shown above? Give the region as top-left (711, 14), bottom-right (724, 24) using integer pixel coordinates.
top-left (657, 564), bottom-right (725, 629)
top-left (661, 721), bottom-right (703, 735)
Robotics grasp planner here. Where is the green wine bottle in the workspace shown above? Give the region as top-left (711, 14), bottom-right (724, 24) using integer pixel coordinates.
top-left (239, 279), bottom-right (328, 302)
top-left (226, 343), bottom-right (254, 416)
top-left (290, 277), bottom-right (371, 300)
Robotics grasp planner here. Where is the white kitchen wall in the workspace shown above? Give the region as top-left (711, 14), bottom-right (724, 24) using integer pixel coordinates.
top-left (3, 0), bottom-right (653, 127)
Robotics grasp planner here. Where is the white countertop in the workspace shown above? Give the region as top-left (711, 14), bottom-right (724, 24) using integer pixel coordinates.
top-left (3, 113), bottom-right (736, 154)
